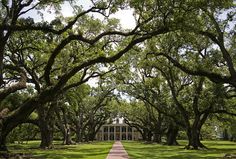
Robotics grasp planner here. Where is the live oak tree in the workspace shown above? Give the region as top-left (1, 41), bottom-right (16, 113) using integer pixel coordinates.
top-left (144, 2), bottom-right (236, 146)
top-left (37, 101), bottom-right (57, 149)
top-left (155, 0), bottom-right (236, 88)
top-left (0, 90), bottom-right (40, 142)
top-left (53, 82), bottom-right (116, 144)
top-left (215, 110), bottom-right (236, 141)
top-left (0, 0), bottom-right (234, 152)
top-left (0, 0), bottom-right (193, 150)
top-left (112, 51), bottom-right (179, 144)
top-left (65, 82), bottom-right (115, 142)
top-left (119, 0), bottom-right (235, 148)
top-left (144, 36), bottom-right (235, 149)
top-left (55, 98), bottom-right (75, 145)
top-left (114, 31), bottom-right (233, 149)
top-left (120, 82), bottom-right (172, 143)
top-left (119, 101), bottom-right (155, 142)
top-left (149, 52), bottom-right (236, 149)
top-left (141, 1), bottom-right (236, 146)
top-left (63, 84), bottom-right (90, 143)
top-left (0, 0), bottom-right (172, 151)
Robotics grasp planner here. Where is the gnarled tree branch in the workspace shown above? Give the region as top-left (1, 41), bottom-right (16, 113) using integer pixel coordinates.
top-left (0, 66), bottom-right (27, 101)
top-left (155, 52), bottom-right (235, 86)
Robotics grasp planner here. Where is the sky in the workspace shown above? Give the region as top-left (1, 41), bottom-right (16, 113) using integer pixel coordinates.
top-left (22, 0), bottom-right (136, 29)
top-left (62, 1), bottom-right (136, 29)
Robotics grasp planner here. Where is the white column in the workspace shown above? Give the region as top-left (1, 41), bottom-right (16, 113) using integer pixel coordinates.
top-left (108, 126), bottom-right (110, 141)
top-left (102, 126), bottom-right (104, 141)
top-left (126, 126), bottom-right (128, 140)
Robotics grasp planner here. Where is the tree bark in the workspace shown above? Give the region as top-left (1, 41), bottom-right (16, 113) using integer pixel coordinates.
top-left (55, 106), bottom-right (74, 145)
top-left (185, 127), bottom-right (206, 150)
top-left (0, 31), bottom-right (7, 87)
top-left (153, 132), bottom-right (161, 143)
top-left (39, 124), bottom-right (54, 149)
top-left (152, 115), bottom-right (163, 143)
top-left (88, 130), bottom-right (96, 141)
top-left (61, 107), bottom-right (73, 145)
top-left (141, 133), bottom-right (146, 141)
top-left (38, 104), bottom-right (55, 149)
top-left (141, 129), bottom-right (152, 142)
top-left (76, 113), bottom-right (84, 142)
top-left (230, 135), bottom-right (236, 142)
top-left (0, 129), bottom-right (8, 151)
top-left (0, 42), bottom-right (5, 87)
top-left (147, 130), bottom-right (152, 142)
top-left (76, 125), bottom-right (83, 142)
top-left (62, 124), bottom-right (73, 145)
top-left (223, 129), bottom-right (229, 140)
top-left (166, 124), bottom-right (179, 145)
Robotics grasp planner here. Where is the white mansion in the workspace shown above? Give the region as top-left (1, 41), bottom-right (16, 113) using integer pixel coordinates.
top-left (95, 117), bottom-right (141, 141)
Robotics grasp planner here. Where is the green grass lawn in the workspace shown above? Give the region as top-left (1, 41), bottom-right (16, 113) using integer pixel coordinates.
top-left (122, 140), bottom-right (236, 159)
top-left (6, 140), bottom-right (236, 159)
top-left (7, 141), bottom-right (113, 159)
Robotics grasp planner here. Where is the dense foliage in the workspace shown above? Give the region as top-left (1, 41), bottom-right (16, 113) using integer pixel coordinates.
top-left (0, 0), bottom-right (235, 152)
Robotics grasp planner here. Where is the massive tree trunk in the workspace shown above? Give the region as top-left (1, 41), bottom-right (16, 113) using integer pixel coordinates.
top-left (87, 121), bottom-right (104, 141)
top-left (39, 124), bottom-right (54, 149)
top-left (76, 112), bottom-right (84, 142)
top-left (56, 122), bottom-right (73, 145)
top-left (153, 132), bottom-right (161, 143)
top-left (185, 116), bottom-right (207, 150)
top-left (87, 128), bottom-right (95, 141)
top-left (0, 88), bottom-right (58, 151)
top-left (142, 128), bottom-right (152, 142)
top-left (186, 128), bottom-right (205, 149)
top-left (230, 135), bottom-right (236, 142)
top-left (0, 108), bottom-right (9, 151)
top-left (0, 128), bottom-right (8, 151)
top-left (76, 125), bottom-right (83, 142)
top-left (166, 124), bottom-right (179, 145)
top-left (185, 111), bottom-right (210, 150)
top-left (88, 130), bottom-right (96, 141)
top-left (222, 129), bottom-right (229, 140)
top-left (146, 130), bottom-right (152, 142)
top-left (0, 43), bottom-right (5, 86)
top-left (0, 32), bottom-right (8, 87)
top-left (55, 106), bottom-right (74, 145)
top-left (62, 124), bottom-right (73, 145)
top-left (141, 131), bottom-right (147, 141)
top-left (152, 116), bottom-right (163, 143)
top-left (61, 107), bottom-right (73, 145)
top-left (38, 103), bottom-right (56, 149)
top-left (86, 120), bottom-right (96, 142)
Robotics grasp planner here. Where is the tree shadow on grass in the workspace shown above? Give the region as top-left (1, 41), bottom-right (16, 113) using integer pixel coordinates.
top-left (128, 151), bottom-right (226, 159)
top-left (8, 142), bottom-right (112, 159)
top-left (124, 141), bottom-right (236, 159)
top-left (29, 147), bottom-right (109, 159)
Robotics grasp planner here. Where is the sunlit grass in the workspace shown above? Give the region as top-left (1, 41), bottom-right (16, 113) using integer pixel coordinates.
top-left (7, 141), bottom-right (113, 159)
top-left (122, 140), bottom-right (236, 159)
top-left (7, 140), bottom-right (236, 158)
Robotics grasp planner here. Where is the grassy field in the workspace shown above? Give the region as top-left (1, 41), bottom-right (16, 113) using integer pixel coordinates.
top-left (122, 140), bottom-right (236, 159)
top-left (6, 140), bottom-right (236, 159)
top-left (7, 141), bottom-right (113, 159)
